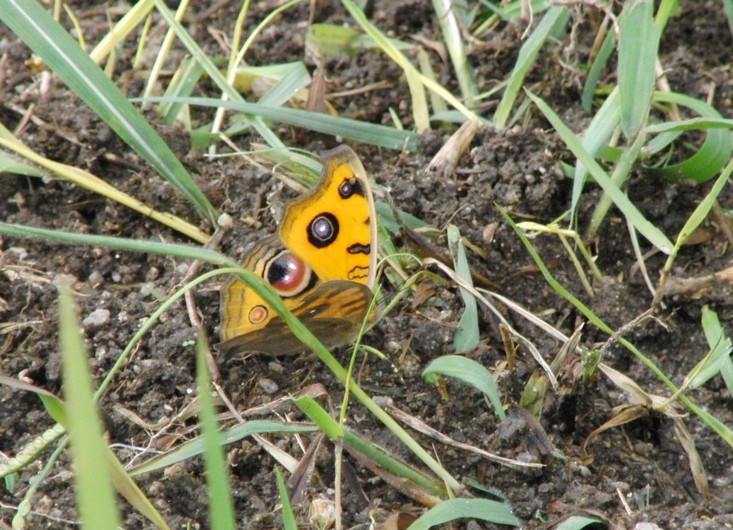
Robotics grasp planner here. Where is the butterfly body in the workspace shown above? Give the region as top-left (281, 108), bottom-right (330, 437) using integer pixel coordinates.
top-left (219, 145), bottom-right (376, 356)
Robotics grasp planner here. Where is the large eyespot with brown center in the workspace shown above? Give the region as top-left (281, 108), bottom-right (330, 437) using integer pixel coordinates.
top-left (248, 305), bottom-right (268, 325)
top-left (338, 178), bottom-right (363, 199)
top-left (264, 251), bottom-right (313, 297)
top-left (308, 213), bottom-right (339, 248)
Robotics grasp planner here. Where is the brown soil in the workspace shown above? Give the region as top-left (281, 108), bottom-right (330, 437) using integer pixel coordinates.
top-left (2, 1), bottom-right (733, 529)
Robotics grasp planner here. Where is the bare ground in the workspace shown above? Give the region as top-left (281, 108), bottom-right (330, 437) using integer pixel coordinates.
top-left (2, 1), bottom-right (733, 528)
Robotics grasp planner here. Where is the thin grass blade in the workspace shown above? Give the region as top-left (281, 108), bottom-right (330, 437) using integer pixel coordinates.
top-left (0, 222), bottom-right (231, 265)
top-left (581, 27), bottom-right (615, 112)
top-left (130, 421), bottom-right (317, 476)
top-left (143, 96), bottom-right (420, 151)
top-left (448, 225), bottom-right (480, 353)
top-left (692, 306), bottom-right (733, 389)
top-left (431, 0), bottom-right (478, 103)
top-left (493, 5), bottom-right (569, 129)
top-left (644, 92), bottom-right (733, 183)
top-left (275, 467), bottom-right (298, 530)
top-left (196, 333), bottom-right (235, 530)
top-left (406, 498), bottom-right (521, 528)
top-left (571, 87), bottom-right (620, 224)
top-left (59, 288), bottom-right (121, 528)
top-left (618, 0), bottom-right (661, 139)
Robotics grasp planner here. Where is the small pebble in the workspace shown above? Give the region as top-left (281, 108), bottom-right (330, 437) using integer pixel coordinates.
top-left (88, 271), bottom-right (104, 284)
top-left (258, 378), bottom-right (279, 394)
top-left (267, 361), bottom-right (283, 374)
top-left (83, 308), bottom-right (110, 328)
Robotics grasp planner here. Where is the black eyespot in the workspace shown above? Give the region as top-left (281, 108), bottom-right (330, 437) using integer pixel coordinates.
top-left (308, 213), bottom-right (339, 248)
top-left (339, 178), bottom-right (364, 199)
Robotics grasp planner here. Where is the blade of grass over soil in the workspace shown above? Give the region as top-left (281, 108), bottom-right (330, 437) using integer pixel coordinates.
top-left (196, 333), bottom-right (236, 530)
top-left (275, 467), bottom-right (298, 530)
top-left (130, 421), bottom-right (317, 476)
top-left (617, 0), bottom-right (661, 139)
top-left (59, 288), bottom-right (121, 529)
top-left (405, 498), bottom-right (521, 529)
top-left (571, 87), bottom-right (620, 224)
top-left (423, 356), bottom-right (506, 421)
top-left (430, 0), bottom-right (478, 103)
top-left (141, 96), bottom-right (420, 151)
top-left (0, 125), bottom-right (209, 243)
top-left (295, 396), bottom-right (451, 498)
top-left (688, 306), bottom-right (732, 389)
top-left (0, 223), bottom-right (232, 266)
top-left (448, 225), bottom-right (480, 353)
top-left (89, 0), bottom-right (155, 64)
top-left (643, 92), bottom-right (732, 183)
top-left (493, 5), bottom-right (569, 129)
top-left (0, 0), bottom-right (218, 223)
top-left (703, 306), bottom-right (733, 397)
top-left (581, 27), bottom-right (615, 112)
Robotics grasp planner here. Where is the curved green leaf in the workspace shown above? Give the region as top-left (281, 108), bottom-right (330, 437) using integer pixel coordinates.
top-left (423, 355), bottom-right (505, 420)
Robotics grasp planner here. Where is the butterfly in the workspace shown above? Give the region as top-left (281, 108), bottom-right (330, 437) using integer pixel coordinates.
top-left (218, 145), bottom-right (377, 356)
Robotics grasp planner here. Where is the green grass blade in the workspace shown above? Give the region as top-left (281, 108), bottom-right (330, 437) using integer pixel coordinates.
top-left (694, 306), bottom-right (733, 389)
top-left (448, 225), bottom-right (480, 353)
top-left (160, 58), bottom-right (205, 125)
top-left (130, 421), bottom-right (317, 476)
top-left (493, 5), bottom-right (569, 129)
top-left (0, 222), bottom-right (232, 265)
top-left (143, 96), bottom-right (420, 151)
top-left (581, 27), bottom-right (615, 112)
top-left (89, 0), bottom-right (155, 64)
top-left (644, 92), bottom-right (733, 183)
top-left (479, 0), bottom-right (551, 21)
top-left (106, 452), bottom-right (171, 529)
top-left (431, 0), bottom-right (478, 103)
top-left (526, 91), bottom-right (674, 253)
top-left (0, 0), bottom-right (218, 223)
top-left (295, 396), bottom-right (450, 498)
top-left (0, 152), bottom-right (42, 176)
top-left (257, 61), bottom-right (311, 107)
top-left (555, 515), bottom-right (605, 530)
top-left (423, 356), bottom-right (506, 420)
top-left (227, 62), bottom-right (312, 132)
top-left (571, 87), bottom-right (620, 225)
top-left (406, 498), bottom-right (521, 528)
top-left (196, 333), bottom-right (236, 530)
top-left (59, 288), bottom-right (121, 529)
top-left (618, 0), bottom-right (661, 139)
top-left (275, 467), bottom-right (298, 530)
